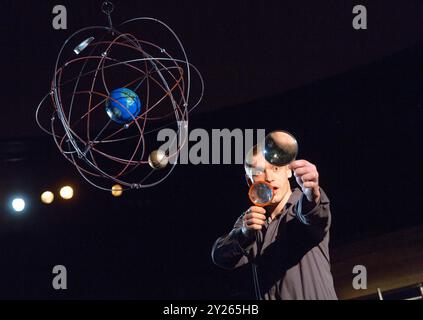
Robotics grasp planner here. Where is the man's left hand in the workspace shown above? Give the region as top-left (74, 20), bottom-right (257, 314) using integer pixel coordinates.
top-left (289, 159), bottom-right (321, 204)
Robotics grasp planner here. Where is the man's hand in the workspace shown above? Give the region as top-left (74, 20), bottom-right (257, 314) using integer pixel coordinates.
top-left (289, 159), bottom-right (321, 204)
top-left (241, 206), bottom-right (266, 238)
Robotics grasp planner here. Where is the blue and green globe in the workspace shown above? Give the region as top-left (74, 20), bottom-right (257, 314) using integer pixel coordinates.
top-left (105, 88), bottom-right (142, 124)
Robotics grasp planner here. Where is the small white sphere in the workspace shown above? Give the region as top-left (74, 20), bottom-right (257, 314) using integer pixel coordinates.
top-left (12, 198), bottom-right (25, 212)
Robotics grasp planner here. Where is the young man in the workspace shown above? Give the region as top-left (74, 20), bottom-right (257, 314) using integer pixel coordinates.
top-left (211, 142), bottom-right (338, 300)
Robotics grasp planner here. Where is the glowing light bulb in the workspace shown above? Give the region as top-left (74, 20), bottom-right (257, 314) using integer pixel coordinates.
top-left (60, 186), bottom-right (74, 200)
top-left (12, 198), bottom-right (25, 212)
top-left (41, 191), bottom-right (54, 204)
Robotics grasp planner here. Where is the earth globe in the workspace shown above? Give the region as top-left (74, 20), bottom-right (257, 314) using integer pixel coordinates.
top-left (105, 88), bottom-right (141, 124)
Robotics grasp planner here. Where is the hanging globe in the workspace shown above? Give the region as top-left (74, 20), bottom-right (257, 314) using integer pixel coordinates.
top-left (105, 88), bottom-right (142, 124)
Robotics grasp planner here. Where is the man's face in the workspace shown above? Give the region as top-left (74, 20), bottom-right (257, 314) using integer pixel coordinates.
top-left (246, 152), bottom-right (292, 204)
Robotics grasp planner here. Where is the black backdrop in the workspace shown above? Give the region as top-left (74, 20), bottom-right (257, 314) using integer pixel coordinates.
top-left (1, 42), bottom-right (423, 299)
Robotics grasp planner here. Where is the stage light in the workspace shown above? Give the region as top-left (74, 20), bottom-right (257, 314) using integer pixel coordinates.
top-left (12, 198), bottom-right (25, 212)
top-left (59, 186), bottom-right (74, 200)
top-left (111, 184), bottom-right (123, 197)
top-left (41, 191), bottom-right (54, 204)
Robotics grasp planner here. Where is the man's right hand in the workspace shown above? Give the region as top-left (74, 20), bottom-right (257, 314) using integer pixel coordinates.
top-left (241, 206), bottom-right (267, 237)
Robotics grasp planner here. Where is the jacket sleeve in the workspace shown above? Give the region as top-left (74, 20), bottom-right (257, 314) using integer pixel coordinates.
top-left (211, 214), bottom-right (256, 270)
top-left (294, 187), bottom-right (332, 239)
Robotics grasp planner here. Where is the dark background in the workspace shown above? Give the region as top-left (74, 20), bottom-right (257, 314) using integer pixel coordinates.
top-left (1, 0), bottom-right (423, 299)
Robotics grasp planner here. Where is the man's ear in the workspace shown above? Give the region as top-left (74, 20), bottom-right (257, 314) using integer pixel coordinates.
top-left (244, 174), bottom-right (253, 187)
top-left (287, 167), bottom-right (293, 179)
